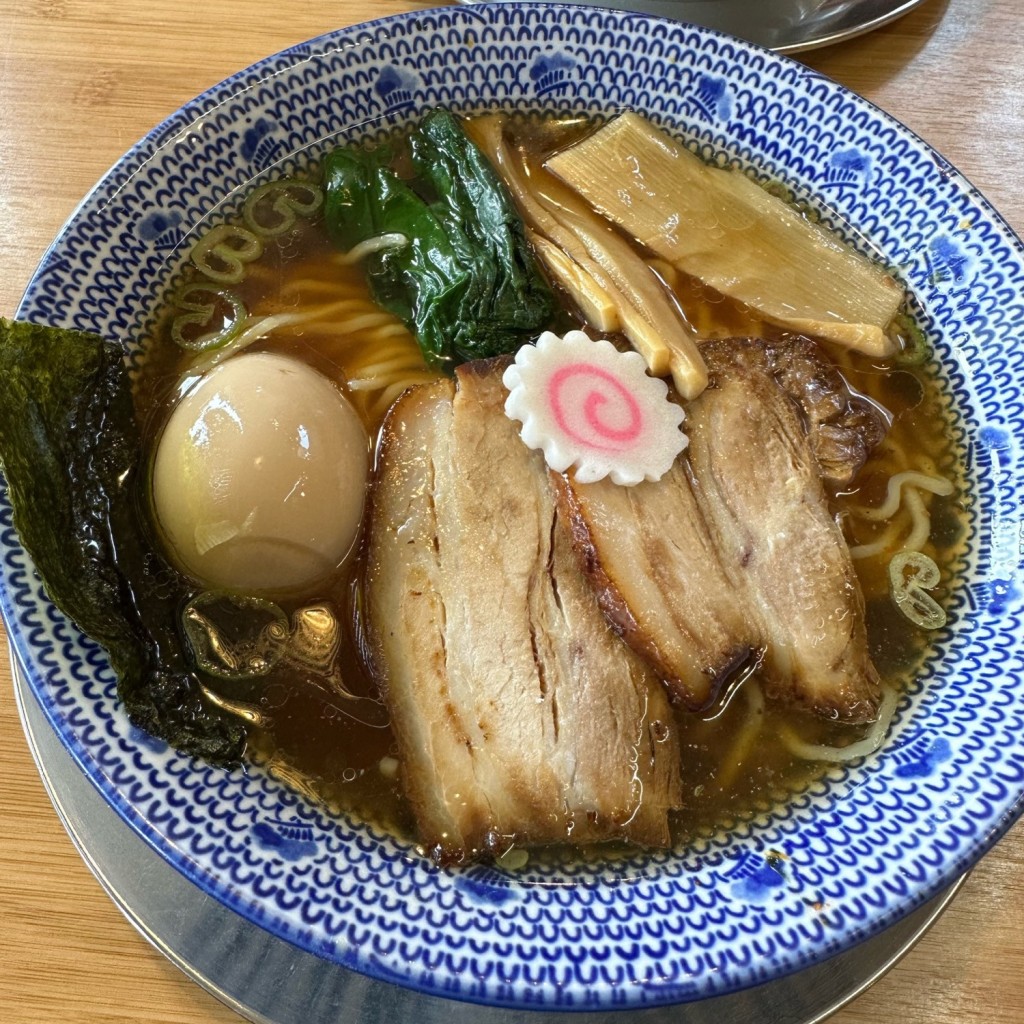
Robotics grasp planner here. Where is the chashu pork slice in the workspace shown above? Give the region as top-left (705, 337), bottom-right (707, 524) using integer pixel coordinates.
top-left (364, 363), bottom-right (682, 865)
top-left (686, 340), bottom-right (881, 723)
top-left (554, 464), bottom-right (754, 710)
top-left (558, 337), bottom-right (882, 724)
top-left (761, 336), bottom-right (887, 488)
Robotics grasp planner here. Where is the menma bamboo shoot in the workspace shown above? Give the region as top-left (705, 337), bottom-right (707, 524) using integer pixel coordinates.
top-left (545, 113), bottom-right (904, 357)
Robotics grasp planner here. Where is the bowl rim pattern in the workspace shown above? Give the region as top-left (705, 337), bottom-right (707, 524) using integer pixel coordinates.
top-left (3, 3), bottom-right (1024, 1011)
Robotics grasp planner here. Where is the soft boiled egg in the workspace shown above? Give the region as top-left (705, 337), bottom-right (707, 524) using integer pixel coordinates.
top-left (151, 351), bottom-right (368, 596)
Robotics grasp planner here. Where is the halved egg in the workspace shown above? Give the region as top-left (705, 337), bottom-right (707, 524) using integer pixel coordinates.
top-left (151, 351), bottom-right (368, 596)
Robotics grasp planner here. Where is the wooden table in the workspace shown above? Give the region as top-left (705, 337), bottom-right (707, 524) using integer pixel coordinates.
top-left (2, 1), bottom-right (1022, 1020)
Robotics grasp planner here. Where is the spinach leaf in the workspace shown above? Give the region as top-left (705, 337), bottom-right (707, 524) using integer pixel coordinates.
top-left (0, 318), bottom-right (244, 765)
top-left (323, 109), bottom-right (556, 368)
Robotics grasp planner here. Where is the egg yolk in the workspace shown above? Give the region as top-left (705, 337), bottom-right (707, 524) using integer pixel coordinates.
top-left (151, 352), bottom-right (368, 596)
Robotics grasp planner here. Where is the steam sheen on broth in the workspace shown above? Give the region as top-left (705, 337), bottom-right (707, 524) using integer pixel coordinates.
top-left (138, 112), bottom-right (966, 858)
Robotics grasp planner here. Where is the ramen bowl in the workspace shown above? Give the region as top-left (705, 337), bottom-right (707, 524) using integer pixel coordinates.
top-left (3, 3), bottom-right (1024, 1012)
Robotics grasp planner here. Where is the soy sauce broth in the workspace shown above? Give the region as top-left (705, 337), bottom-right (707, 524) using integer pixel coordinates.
top-left (137, 111), bottom-right (969, 858)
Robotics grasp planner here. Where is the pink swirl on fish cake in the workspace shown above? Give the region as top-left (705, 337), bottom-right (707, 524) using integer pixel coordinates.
top-left (548, 363), bottom-right (643, 453)
top-left (503, 330), bottom-right (687, 486)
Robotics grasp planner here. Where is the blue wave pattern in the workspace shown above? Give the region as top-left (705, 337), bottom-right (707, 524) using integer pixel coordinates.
top-left (4, 3), bottom-right (1024, 1011)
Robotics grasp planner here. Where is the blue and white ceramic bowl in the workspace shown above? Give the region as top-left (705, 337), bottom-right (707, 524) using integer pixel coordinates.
top-left (3, 3), bottom-right (1024, 1012)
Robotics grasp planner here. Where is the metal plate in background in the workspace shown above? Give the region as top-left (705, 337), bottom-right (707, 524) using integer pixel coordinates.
top-left (12, 653), bottom-right (964, 1024)
top-left (459, 0), bottom-right (933, 53)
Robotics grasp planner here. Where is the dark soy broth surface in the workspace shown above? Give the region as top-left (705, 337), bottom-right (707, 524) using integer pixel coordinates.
top-left (138, 113), bottom-right (969, 859)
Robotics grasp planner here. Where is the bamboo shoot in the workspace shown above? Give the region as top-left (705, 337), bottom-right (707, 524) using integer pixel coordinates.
top-left (546, 112), bottom-right (904, 357)
top-left (468, 115), bottom-right (708, 398)
top-left (528, 230), bottom-right (619, 332)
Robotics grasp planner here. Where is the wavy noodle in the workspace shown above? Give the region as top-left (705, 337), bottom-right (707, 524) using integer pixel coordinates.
top-left (369, 374), bottom-right (439, 422)
top-left (294, 321), bottom-right (409, 341)
top-left (848, 470), bottom-right (954, 521)
top-left (376, 375), bottom-right (435, 409)
top-left (186, 311), bottom-right (312, 376)
top-left (780, 685), bottom-right (899, 762)
top-left (715, 679), bottom-right (766, 790)
top-left (334, 233), bottom-right (408, 265)
top-left (347, 353), bottom-right (430, 383)
top-left (848, 516), bottom-right (909, 560)
top-left (183, 298), bottom-right (380, 375)
top-left (322, 312), bottom-right (401, 334)
top-left (900, 486), bottom-right (933, 553)
top-left (343, 335), bottom-right (439, 422)
top-left (229, 290), bottom-right (440, 427)
top-left (286, 298), bottom-right (374, 318)
top-left (847, 470), bottom-right (953, 560)
top-left (277, 277), bottom-right (369, 298)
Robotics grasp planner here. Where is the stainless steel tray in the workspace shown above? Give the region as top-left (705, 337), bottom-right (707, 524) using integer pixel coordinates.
top-left (457, 0), bottom-right (933, 54)
top-left (13, 653), bottom-right (963, 1024)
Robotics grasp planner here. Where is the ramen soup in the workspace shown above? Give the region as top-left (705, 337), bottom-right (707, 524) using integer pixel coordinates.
top-left (136, 111), bottom-right (966, 865)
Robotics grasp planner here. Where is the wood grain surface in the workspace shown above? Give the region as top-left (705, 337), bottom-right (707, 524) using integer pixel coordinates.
top-left (2, 1), bottom-right (1023, 1021)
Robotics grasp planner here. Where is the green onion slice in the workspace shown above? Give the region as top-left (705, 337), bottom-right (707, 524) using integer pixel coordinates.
top-left (888, 550), bottom-right (946, 630)
top-left (242, 179), bottom-right (324, 239)
top-left (190, 224), bottom-right (264, 284)
top-left (170, 284), bottom-right (247, 352)
top-left (892, 312), bottom-right (930, 366)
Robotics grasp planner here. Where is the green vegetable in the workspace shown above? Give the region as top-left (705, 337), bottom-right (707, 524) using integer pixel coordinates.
top-left (170, 282), bottom-right (248, 352)
top-left (242, 178), bottom-right (324, 238)
top-left (190, 223), bottom-right (263, 285)
top-left (891, 311), bottom-right (930, 366)
top-left (888, 549), bottom-right (946, 630)
top-left (323, 108), bottom-right (556, 368)
top-left (0, 318), bottom-right (244, 764)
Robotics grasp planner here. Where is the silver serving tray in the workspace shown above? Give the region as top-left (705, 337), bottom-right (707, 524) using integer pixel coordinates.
top-left (13, 650), bottom-right (964, 1024)
top-left (457, 0), bottom-right (933, 53)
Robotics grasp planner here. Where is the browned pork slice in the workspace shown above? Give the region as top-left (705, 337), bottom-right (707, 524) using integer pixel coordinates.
top-left (687, 340), bottom-right (882, 723)
top-left (558, 338), bottom-right (882, 724)
top-left (554, 465), bottom-right (754, 710)
top-left (364, 363), bottom-right (682, 865)
top-left (766, 337), bottom-right (887, 487)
